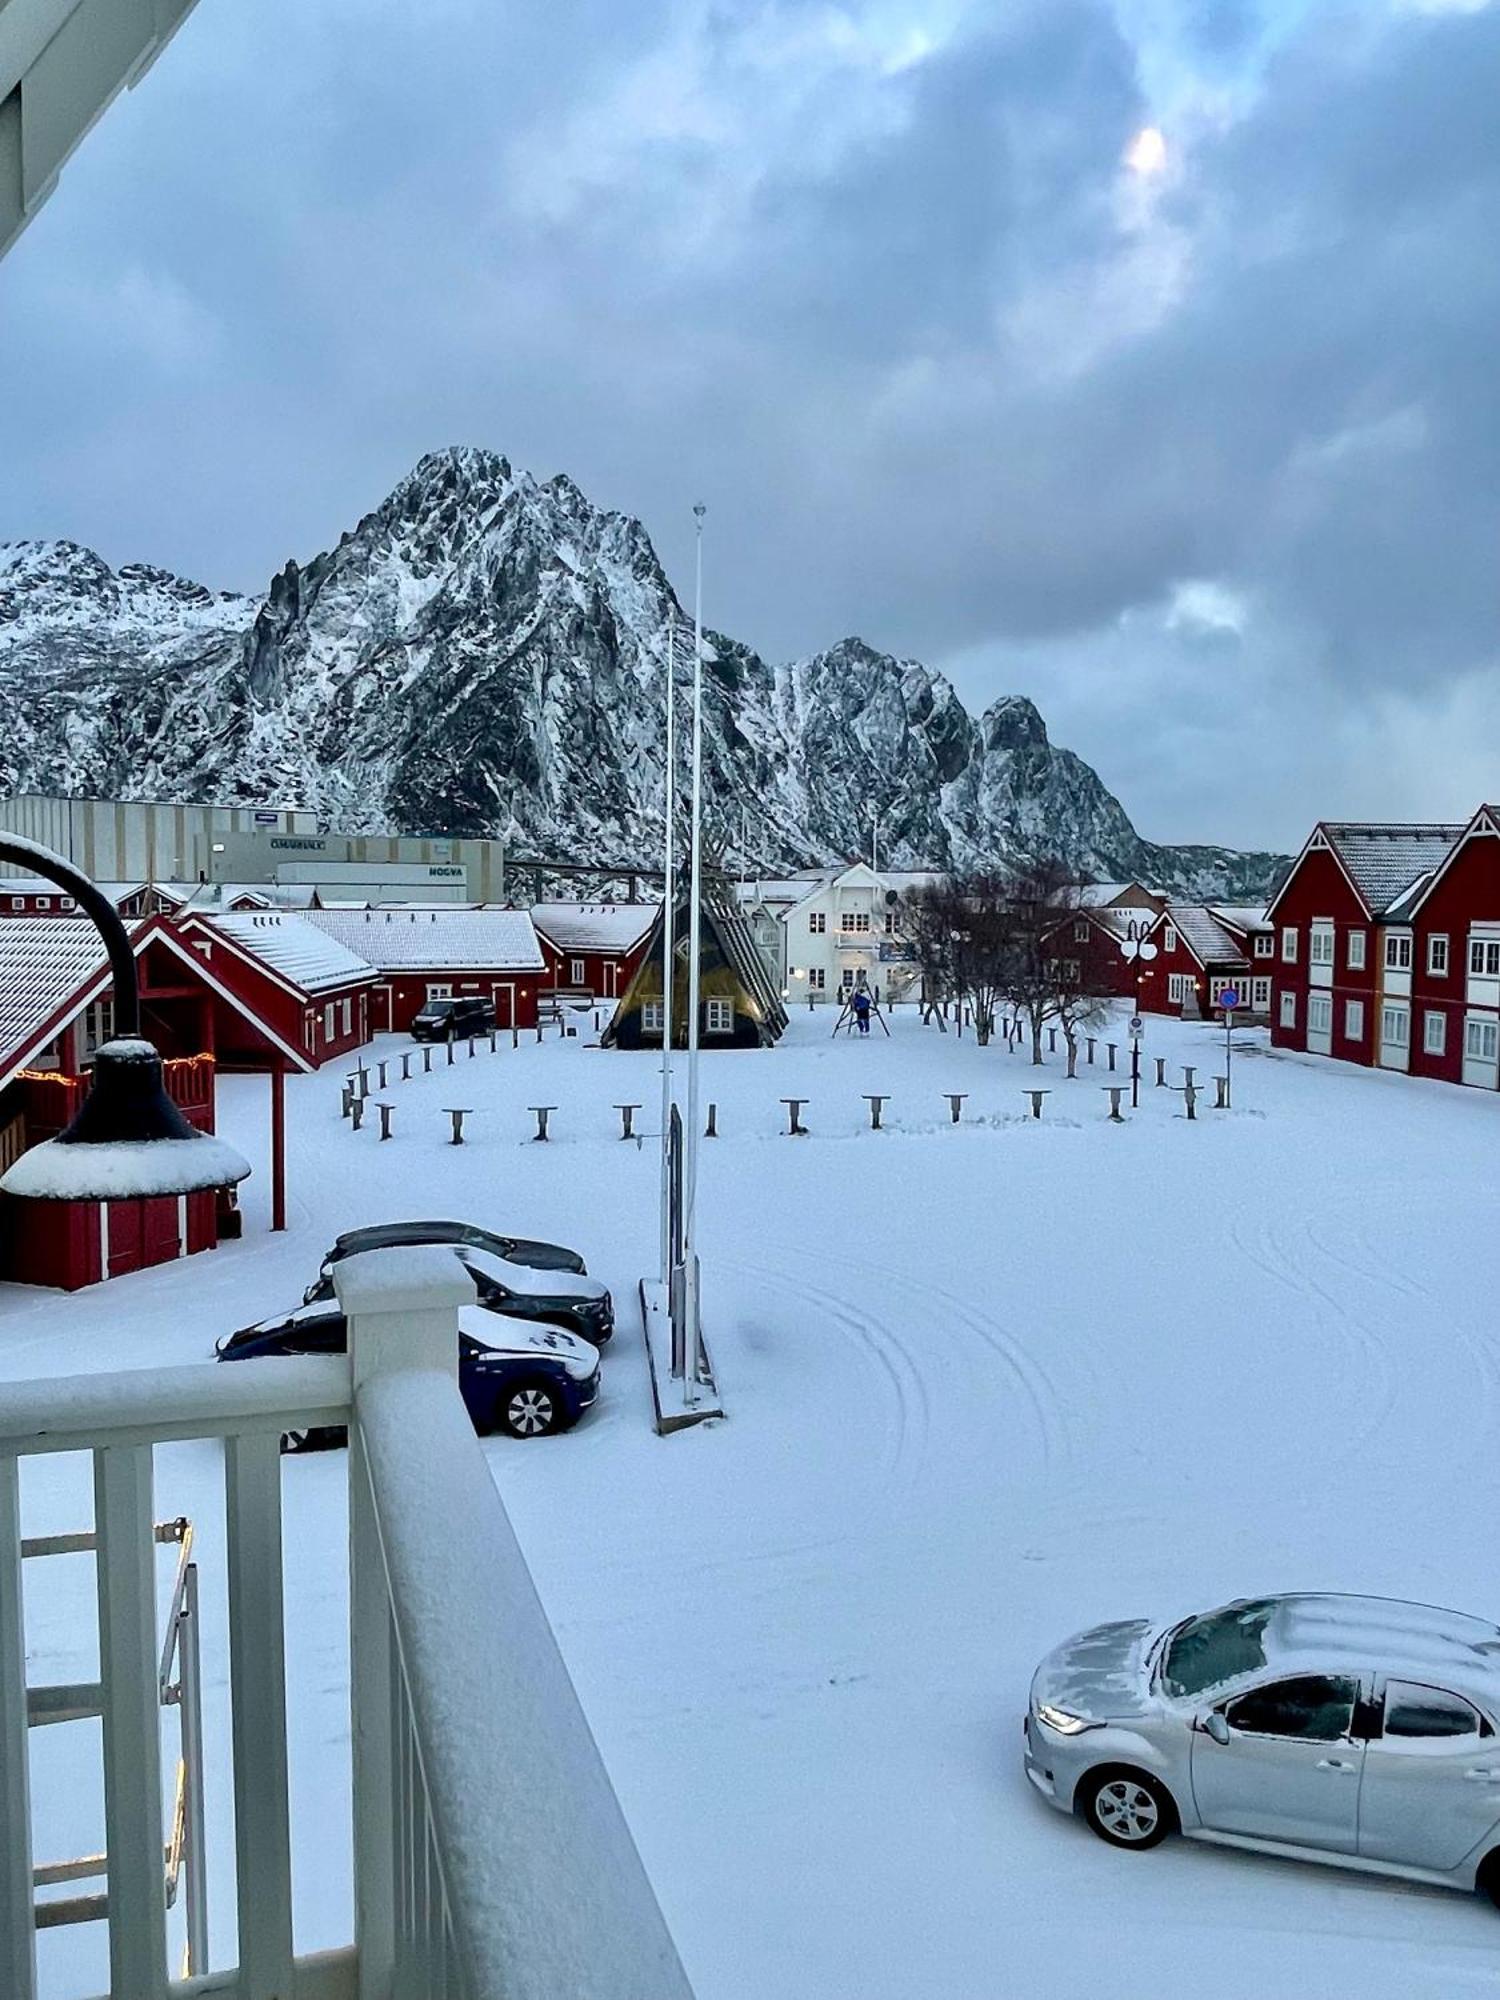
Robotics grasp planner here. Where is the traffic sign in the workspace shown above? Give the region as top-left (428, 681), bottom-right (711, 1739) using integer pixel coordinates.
top-left (1128, 1015), bottom-right (1144, 1037)
top-left (1219, 987), bottom-right (1240, 1011)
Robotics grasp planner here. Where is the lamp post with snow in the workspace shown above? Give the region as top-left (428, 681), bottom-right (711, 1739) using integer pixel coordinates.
top-left (679, 504), bottom-right (707, 1406)
top-left (0, 836), bottom-right (251, 1203)
top-left (658, 618), bottom-right (677, 1285)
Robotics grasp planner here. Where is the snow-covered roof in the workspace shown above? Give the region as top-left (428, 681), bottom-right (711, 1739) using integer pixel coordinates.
top-left (0, 917), bottom-right (120, 1084)
top-left (304, 907), bottom-right (547, 972)
top-left (734, 879), bottom-right (808, 909)
top-left (1208, 905), bottom-right (1270, 933)
top-left (530, 902), bottom-right (655, 953)
top-left (1163, 905), bottom-right (1249, 968)
top-left (205, 913), bottom-right (378, 994)
top-left (1322, 823), bottom-right (1464, 916)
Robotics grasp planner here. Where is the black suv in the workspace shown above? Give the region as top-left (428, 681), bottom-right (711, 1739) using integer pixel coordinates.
top-left (411, 995), bottom-right (494, 1042)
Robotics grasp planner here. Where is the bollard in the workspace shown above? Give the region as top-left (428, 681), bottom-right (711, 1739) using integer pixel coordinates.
top-left (376, 1058), bottom-right (389, 1089)
top-left (780, 1097), bottom-right (809, 1136)
top-left (1102, 1086), bottom-right (1127, 1123)
top-left (444, 1107), bottom-right (472, 1144)
top-left (511, 1024), bottom-right (519, 1049)
top-left (808, 992), bottom-right (815, 1012)
top-left (1214, 1074), bottom-right (1230, 1110)
top-left (351, 1097), bottom-right (365, 1132)
top-left (1106, 1042), bottom-right (1117, 1072)
top-left (1176, 1084), bottom-right (1199, 1121)
top-left (375, 1101), bottom-right (394, 1141)
top-left (467, 1036), bottom-right (477, 1060)
top-left (1154, 1055), bottom-right (1168, 1088)
top-left (356, 1064), bottom-right (370, 1099)
top-left (705, 1102), bottom-right (718, 1138)
top-left (946, 1093), bottom-right (967, 1124)
top-left (536, 1024), bottom-right (544, 1045)
top-left (489, 1030), bottom-right (498, 1053)
top-left (446, 1039), bottom-right (456, 1067)
top-left (345, 1071), bottom-right (360, 1112)
top-left (1023, 1089), bottom-right (1050, 1120)
top-left (1047, 1026), bottom-right (1057, 1053)
top-left (614, 1103), bottom-right (642, 1141)
top-left (529, 1105), bottom-right (555, 1142)
top-left (422, 1046), bottom-right (433, 1074)
top-left (1086, 1036), bottom-right (1096, 1065)
top-left (863, 1094), bottom-right (888, 1131)
top-left (1181, 1065), bottom-right (1197, 1091)
top-left (400, 1051), bottom-right (412, 1083)
top-left (341, 1083), bottom-right (354, 1120)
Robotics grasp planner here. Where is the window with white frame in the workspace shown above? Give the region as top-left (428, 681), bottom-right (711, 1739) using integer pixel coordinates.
top-left (1252, 975), bottom-right (1271, 1009)
top-left (1210, 976), bottom-right (1237, 1002)
top-left (1345, 999), bottom-right (1364, 1039)
top-left (1347, 929), bottom-right (1366, 970)
top-left (1427, 934), bottom-right (1449, 976)
top-left (1279, 991), bottom-right (1297, 1028)
top-left (1382, 1004), bottom-right (1410, 1047)
top-left (642, 1001), bottom-right (664, 1032)
top-left (839, 911), bottom-right (871, 933)
top-left (1168, 973), bottom-right (1190, 1003)
top-left (808, 967), bottom-right (826, 990)
top-left (426, 982), bottom-right (453, 1000)
top-left (1469, 937), bottom-right (1500, 979)
top-left (1073, 920), bottom-right (1089, 942)
top-left (705, 998), bottom-right (734, 1035)
top-left (7, 897), bottom-right (21, 910)
top-left (1466, 1018), bottom-right (1499, 1062)
top-left (1385, 932), bottom-right (1412, 971)
top-left (808, 911), bottom-right (826, 933)
top-left (1254, 933), bottom-right (1273, 958)
top-left (570, 958), bottom-right (586, 986)
top-left (341, 998), bottom-right (352, 1035)
top-left (1064, 959), bottom-right (1080, 981)
top-left (323, 1002), bottom-right (335, 1039)
top-left (1423, 1010), bottom-right (1446, 1056)
top-left (884, 910), bottom-right (896, 934)
top-left (1310, 923), bottom-right (1334, 966)
top-left (82, 999), bottom-right (115, 1057)
top-left (1164, 926), bottom-right (1177, 952)
top-left (1281, 927), bottom-right (1298, 962)
top-left (1308, 993), bottom-right (1333, 1035)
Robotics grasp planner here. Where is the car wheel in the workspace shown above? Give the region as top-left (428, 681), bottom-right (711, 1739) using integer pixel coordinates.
top-left (500, 1380), bottom-right (561, 1439)
top-left (1081, 1768), bottom-right (1175, 1851)
top-left (1478, 1851), bottom-right (1500, 1909)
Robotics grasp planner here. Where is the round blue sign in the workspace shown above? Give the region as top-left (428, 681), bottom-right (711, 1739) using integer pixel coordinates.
top-left (1219, 987), bottom-right (1240, 1010)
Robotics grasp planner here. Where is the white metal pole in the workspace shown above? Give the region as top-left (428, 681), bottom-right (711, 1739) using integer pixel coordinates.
top-left (682, 505), bottom-right (706, 1399)
top-left (658, 621), bottom-right (676, 1286)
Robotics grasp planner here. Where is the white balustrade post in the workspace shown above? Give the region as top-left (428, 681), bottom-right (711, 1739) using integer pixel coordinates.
top-left (0, 1459), bottom-right (36, 2000)
top-left (336, 1248), bottom-right (473, 2000)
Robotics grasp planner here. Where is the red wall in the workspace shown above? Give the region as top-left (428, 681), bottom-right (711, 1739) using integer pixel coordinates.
top-left (181, 925), bottom-right (372, 1068)
top-left (1406, 827), bottom-right (1500, 1085)
top-left (1267, 847), bottom-right (1376, 1064)
top-left (3, 1189), bottom-right (218, 1291)
top-left (540, 939), bottom-right (647, 1000)
top-left (371, 968), bottom-right (542, 1033)
top-left (1136, 925), bottom-right (1208, 1017)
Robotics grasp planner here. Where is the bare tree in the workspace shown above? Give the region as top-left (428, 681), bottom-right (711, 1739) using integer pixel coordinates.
top-left (902, 874), bottom-right (1012, 1044)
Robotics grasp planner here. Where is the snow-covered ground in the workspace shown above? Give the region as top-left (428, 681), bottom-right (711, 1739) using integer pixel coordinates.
top-left (7, 1003), bottom-right (1500, 1998)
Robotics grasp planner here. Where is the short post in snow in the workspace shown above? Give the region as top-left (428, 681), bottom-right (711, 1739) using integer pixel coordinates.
top-left (467, 1036), bottom-right (476, 1060)
top-left (615, 1103), bottom-right (641, 1141)
top-left (863, 1094), bottom-right (888, 1131)
top-left (399, 1051), bottom-right (412, 1083)
top-left (1214, 1074), bottom-right (1230, 1110)
top-left (511, 1024), bottom-right (519, 1049)
top-left (341, 1083), bottom-right (354, 1120)
top-left (356, 1063), bottom-right (370, 1098)
top-left (1023, 1089), bottom-right (1049, 1120)
top-left (488, 1029), bottom-right (497, 1053)
top-left (1154, 1055), bottom-right (1168, 1087)
top-left (529, 1105), bottom-right (555, 1142)
top-left (705, 1102), bottom-right (718, 1138)
top-left (351, 1097), bottom-right (365, 1132)
top-left (1181, 1065), bottom-right (1197, 1092)
top-left (946, 1092), bottom-right (967, 1124)
top-left (374, 1101), bottom-right (394, 1141)
top-left (446, 1040), bottom-right (455, 1067)
top-left (1177, 1082), bottom-right (1200, 1121)
top-left (376, 1058), bottom-right (388, 1090)
top-left (536, 1024), bottom-right (544, 1045)
top-left (1047, 1026), bottom-right (1057, 1054)
top-left (1085, 1035), bottom-right (1096, 1065)
top-left (1102, 1085), bottom-right (1127, 1123)
top-left (421, 1046), bottom-right (433, 1075)
top-left (1106, 1042), bottom-right (1117, 1072)
top-left (781, 1098), bottom-right (809, 1136)
top-left (443, 1107), bottom-right (471, 1144)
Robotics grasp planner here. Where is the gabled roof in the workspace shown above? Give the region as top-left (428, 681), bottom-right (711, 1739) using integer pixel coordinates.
top-left (1376, 804), bottom-right (1500, 927)
top-left (200, 913), bottom-right (379, 994)
top-left (304, 907), bottom-right (547, 973)
top-left (1322, 823), bottom-right (1464, 916)
top-left (0, 917), bottom-right (133, 1087)
top-left (1208, 905), bottom-right (1270, 935)
top-left (530, 902), bottom-right (655, 954)
top-left (1158, 905), bottom-right (1250, 969)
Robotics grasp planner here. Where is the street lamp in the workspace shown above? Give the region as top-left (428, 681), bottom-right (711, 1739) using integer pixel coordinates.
top-left (680, 503), bottom-right (707, 1403)
top-left (1118, 930), bottom-right (1158, 1109)
top-left (0, 836), bottom-right (251, 1201)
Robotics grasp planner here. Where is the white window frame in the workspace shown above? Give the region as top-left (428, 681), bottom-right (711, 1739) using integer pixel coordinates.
top-left (704, 998), bottom-right (734, 1035)
top-left (1254, 933), bottom-right (1274, 959)
top-left (641, 1001), bottom-right (664, 1032)
top-left (1465, 1018), bottom-right (1499, 1061)
top-left (1073, 920), bottom-right (1089, 942)
top-left (1423, 1010), bottom-right (1446, 1056)
top-left (1347, 929), bottom-right (1366, 970)
top-left (1382, 1003), bottom-right (1410, 1048)
top-left (82, 999), bottom-right (115, 1058)
top-left (341, 997), bottom-right (352, 1035)
top-left (1469, 937), bottom-right (1500, 979)
top-left (1385, 931), bottom-right (1412, 972)
top-left (323, 1002), bottom-right (335, 1040)
top-left (1344, 999), bottom-right (1364, 1040)
top-left (1251, 975), bottom-right (1272, 1010)
top-left (1163, 926), bottom-right (1177, 952)
top-left (808, 967), bottom-right (826, 990)
top-left (1167, 972), bottom-right (1190, 1004)
top-left (808, 911), bottom-right (826, 934)
top-left (1279, 991), bottom-right (1297, 1029)
top-left (570, 958), bottom-right (586, 986)
top-left (1308, 993), bottom-right (1332, 1034)
top-left (1427, 934), bottom-right (1449, 977)
top-left (1309, 923), bottom-right (1334, 967)
top-left (1281, 926), bottom-right (1298, 963)
top-left (425, 982), bottom-right (453, 1001)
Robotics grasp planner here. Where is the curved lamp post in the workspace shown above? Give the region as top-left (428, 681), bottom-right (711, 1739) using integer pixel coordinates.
top-left (0, 834), bottom-right (251, 1201)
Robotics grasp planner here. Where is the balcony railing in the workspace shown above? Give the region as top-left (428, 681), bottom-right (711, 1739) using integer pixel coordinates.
top-left (0, 1247), bottom-right (696, 2000)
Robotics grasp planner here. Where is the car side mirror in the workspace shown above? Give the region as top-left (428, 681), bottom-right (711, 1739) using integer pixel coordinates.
top-left (1203, 1711), bottom-right (1231, 1746)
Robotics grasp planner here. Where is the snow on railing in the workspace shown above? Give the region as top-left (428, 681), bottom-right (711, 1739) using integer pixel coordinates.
top-left (0, 1255), bottom-right (695, 2000)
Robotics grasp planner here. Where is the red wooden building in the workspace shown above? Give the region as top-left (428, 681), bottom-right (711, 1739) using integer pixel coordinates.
top-left (176, 912), bottom-right (378, 1068)
top-left (530, 903), bottom-right (655, 1005)
top-left (1267, 812), bottom-right (1499, 1089)
top-left (0, 915), bottom-right (311, 1289)
top-left (301, 907), bottom-right (548, 1031)
top-left (1136, 905), bottom-right (1274, 1018)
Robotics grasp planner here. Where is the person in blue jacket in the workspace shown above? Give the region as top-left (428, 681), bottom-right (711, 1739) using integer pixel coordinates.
top-left (851, 986), bottom-right (872, 1036)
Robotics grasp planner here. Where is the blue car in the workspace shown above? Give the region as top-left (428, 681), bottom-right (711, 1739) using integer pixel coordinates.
top-left (216, 1297), bottom-right (601, 1449)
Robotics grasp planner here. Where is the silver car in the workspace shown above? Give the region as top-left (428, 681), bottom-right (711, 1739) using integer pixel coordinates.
top-left (1024, 1594), bottom-right (1500, 1904)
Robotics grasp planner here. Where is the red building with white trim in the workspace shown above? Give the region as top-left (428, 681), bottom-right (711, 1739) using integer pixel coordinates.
top-left (530, 903), bottom-right (655, 1005)
top-left (1136, 906), bottom-right (1273, 1018)
top-left (176, 912), bottom-right (377, 1068)
top-left (302, 908), bottom-right (549, 1031)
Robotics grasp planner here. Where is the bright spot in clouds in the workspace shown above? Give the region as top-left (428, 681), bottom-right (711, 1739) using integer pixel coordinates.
top-left (1125, 125), bottom-right (1168, 174)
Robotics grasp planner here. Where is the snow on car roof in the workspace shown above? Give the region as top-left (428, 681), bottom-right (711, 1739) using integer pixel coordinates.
top-left (304, 907), bottom-right (547, 971)
top-left (206, 913), bottom-right (378, 993)
top-left (530, 902), bottom-right (655, 952)
top-left (1255, 1593), bottom-right (1500, 1692)
top-left (461, 1248), bottom-right (604, 1299)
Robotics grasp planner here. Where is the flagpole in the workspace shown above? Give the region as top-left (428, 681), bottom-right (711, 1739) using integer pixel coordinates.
top-left (682, 503), bottom-right (706, 1399)
top-left (658, 617), bottom-right (676, 1286)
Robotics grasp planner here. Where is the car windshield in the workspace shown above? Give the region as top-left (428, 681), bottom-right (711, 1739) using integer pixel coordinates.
top-left (1161, 1600), bottom-right (1275, 1696)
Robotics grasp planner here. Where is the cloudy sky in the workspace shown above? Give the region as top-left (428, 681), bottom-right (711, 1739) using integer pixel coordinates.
top-left (2, 0), bottom-right (1497, 852)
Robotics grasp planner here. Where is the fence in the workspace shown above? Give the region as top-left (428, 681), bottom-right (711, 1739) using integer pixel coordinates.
top-left (0, 1248), bottom-right (695, 2000)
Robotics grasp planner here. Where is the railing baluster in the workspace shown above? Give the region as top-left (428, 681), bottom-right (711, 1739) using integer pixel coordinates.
top-left (224, 1433), bottom-right (294, 1998)
top-left (94, 1443), bottom-right (168, 2000)
top-left (352, 1430), bottom-right (396, 2000)
top-left (179, 1562), bottom-right (209, 1977)
top-left (0, 1458), bottom-right (37, 2000)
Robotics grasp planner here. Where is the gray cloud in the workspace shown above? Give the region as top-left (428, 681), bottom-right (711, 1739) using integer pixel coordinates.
top-left (0, 0), bottom-right (1496, 853)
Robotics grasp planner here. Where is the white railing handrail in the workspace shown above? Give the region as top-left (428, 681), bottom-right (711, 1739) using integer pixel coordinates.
top-left (0, 1355), bottom-right (351, 1456)
top-left (356, 1363), bottom-right (696, 2000)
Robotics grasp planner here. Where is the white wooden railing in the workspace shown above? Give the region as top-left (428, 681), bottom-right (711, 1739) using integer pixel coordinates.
top-left (0, 1247), bottom-right (696, 2000)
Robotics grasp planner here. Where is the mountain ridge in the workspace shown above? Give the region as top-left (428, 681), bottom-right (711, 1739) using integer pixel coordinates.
top-left (0, 446), bottom-right (1285, 898)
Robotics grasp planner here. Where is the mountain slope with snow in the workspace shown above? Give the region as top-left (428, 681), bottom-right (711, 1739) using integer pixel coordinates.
top-left (0, 448), bottom-right (1283, 897)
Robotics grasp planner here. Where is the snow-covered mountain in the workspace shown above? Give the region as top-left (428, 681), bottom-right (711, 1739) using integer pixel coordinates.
top-left (0, 447), bottom-right (1283, 897)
